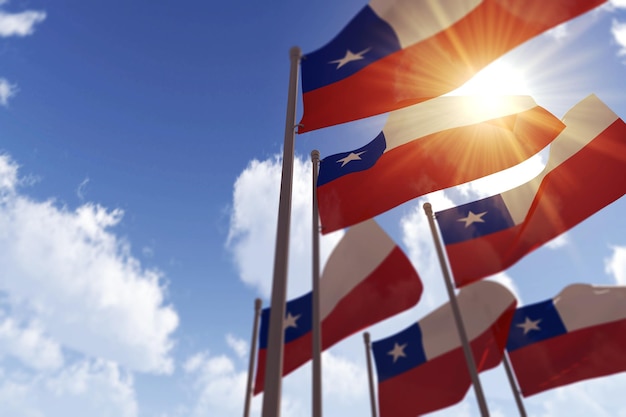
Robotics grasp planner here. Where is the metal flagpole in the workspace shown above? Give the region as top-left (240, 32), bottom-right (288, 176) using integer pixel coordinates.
top-left (423, 203), bottom-right (491, 417)
top-left (311, 150), bottom-right (323, 417)
top-left (502, 352), bottom-right (528, 417)
top-left (363, 332), bottom-right (378, 417)
top-left (243, 298), bottom-right (263, 417)
top-left (261, 46), bottom-right (302, 417)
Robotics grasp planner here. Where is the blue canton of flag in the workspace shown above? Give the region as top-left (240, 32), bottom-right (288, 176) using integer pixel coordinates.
top-left (317, 132), bottom-right (386, 186)
top-left (259, 292), bottom-right (312, 348)
top-left (301, 7), bottom-right (400, 93)
top-left (372, 323), bottom-right (427, 382)
top-left (436, 195), bottom-right (515, 245)
top-left (506, 300), bottom-right (567, 352)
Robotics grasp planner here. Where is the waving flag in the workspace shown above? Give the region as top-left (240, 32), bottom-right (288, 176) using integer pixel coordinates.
top-left (372, 280), bottom-right (516, 417)
top-left (436, 95), bottom-right (626, 287)
top-left (299, 0), bottom-right (606, 132)
top-left (253, 219), bottom-right (422, 394)
top-left (507, 284), bottom-right (626, 396)
top-left (317, 95), bottom-right (564, 234)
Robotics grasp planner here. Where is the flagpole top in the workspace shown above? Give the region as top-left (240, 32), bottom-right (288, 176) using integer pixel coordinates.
top-left (363, 332), bottom-right (371, 344)
top-left (254, 298), bottom-right (262, 310)
top-left (423, 202), bottom-right (433, 216)
top-left (311, 150), bottom-right (320, 161)
top-left (289, 46), bottom-right (302, 59)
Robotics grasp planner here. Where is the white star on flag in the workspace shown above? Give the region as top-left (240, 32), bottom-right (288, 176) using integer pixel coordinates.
top-left (517, 316), bottom-right (542, 335)
top-left (337, 151), bottom-right (366, 167)
top-left (457, 210), bottom-right (487, 228)
top-left (283, 312), bottom-right (301, 330)
top-left (329, 47), bottom-right (371, 69)
top-left (387, 342), bottom-right (408, 363)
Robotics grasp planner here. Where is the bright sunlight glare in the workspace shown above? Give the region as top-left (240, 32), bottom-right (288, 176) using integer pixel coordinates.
top-left (446, 60), bottom-right (548, 199)
top-left (451, 60), bottom-right (532, 97)
top-left (447, 60), bottom-right (533, 118)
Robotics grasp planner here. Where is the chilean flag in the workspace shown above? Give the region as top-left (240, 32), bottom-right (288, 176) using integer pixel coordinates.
top-left (507, 284), bottom-right (626, 396)
top-left (299, 0), bottom-right (606, 132)
top-left (436, 94), bottom-right (626, 287)
top-left (253, 219), bottom-right (422, 394)
top-left (317, 95), bottom-right (564, 234)
top-left (372, 280), bottom-right (516, 417)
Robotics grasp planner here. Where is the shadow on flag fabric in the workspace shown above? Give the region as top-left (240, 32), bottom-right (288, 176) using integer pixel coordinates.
top-left (506, 284), bottom-right (626, 396)
top-left (436, 94), bottom-right (626, 287)
top-left (298, 0), bottom-right (606, 132)
top-left (253, 219), bottom-right (422, 394)
top-left (372, 280), bottom-right (516, 417)
top-left (317, 95), bottom-right (564, 234)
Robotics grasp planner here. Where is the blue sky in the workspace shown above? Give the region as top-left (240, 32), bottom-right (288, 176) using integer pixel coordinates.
top-left (1, 1), bottom-right (626, 416)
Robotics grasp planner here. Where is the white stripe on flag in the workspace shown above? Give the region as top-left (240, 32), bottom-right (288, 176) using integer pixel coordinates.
top-left (420, 280), bottom-right (516, 359)
top-left (501, 94), bottom-right (619, 223)
top-left (319, 219), bottom-right (395, 318)
top-left (383, 95), bottom-right (538, 152)
top-left (370, 0), bottom-right (481, 47)
top-left (555, 284), bottom-right (626, 332)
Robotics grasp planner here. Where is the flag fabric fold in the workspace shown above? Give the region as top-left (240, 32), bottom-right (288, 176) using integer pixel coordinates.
top-left (436, 94), bottom-right (626, 287)
top-left (372, 280), bottom-right (516, 417)
top-left (507, 284), bottom-right (626, 396)
top-left (299, 0), bottom-right (606, 132)
top-left (253, 219), bottom-right (422, 394)
top-left (318, 95), bottom-right (564, 234)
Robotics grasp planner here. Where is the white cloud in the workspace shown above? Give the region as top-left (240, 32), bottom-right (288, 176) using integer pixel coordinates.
top-left (183, 350), bottom-right (265, 417)
top-left (226, 333), bottom-right (248, 359)
top-left (0, 153), bottom-right (179, 374)
top-left (544, 233), bottom-right (569, 249)
top-left (546, 22), bottom-right (569, 40)
top-left (76, 177), bottom-right (90, 201)
top-left (0, 360), bottom-right (138, 417)
top-left (604, 245), bottom-right (626, 285)
top-left (529, 374), bottom-right (626, 417)
top-left (182, 345), bottom-right (370, 417)
top-left (321, 351), bottom-right (367, 402)
top-left (227, 155), bottom-right (343, 299)
top-left (610, 0), bottom-right (626, 8)
top-left (186, 353), bottom-right (249, 417)
top-left (0, 78), bottom-right (18, 106)
top-left (0, 9), bottom-right (46, 37)
top-left (0, 152), bottom-right (19, 191)
top-left (612, 19), bottom-right (626, 56)
top-left (0, 315), bottom-right (64, 371)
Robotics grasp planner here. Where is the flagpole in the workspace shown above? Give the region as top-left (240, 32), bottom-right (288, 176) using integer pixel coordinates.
top-left (243, 298), bottom-right (263, 417)
top-left (311, 150), bottom-right (322, 417)
top-left (423, 202), bottom-right (490, 417)
top-left (363, 332), bottom-right (378, 417)
top-left (502, 352), bottom-right (528, 417)
top-left (261, 46), bottom-right (301, 417)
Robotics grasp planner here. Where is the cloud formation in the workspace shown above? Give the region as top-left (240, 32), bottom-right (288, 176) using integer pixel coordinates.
top-left (0, 154), bottom-right (179, 374)
top-left (612, 19), bottom-right (626, 56)
top-left (0, 8), bottom-right (46, 37)
top-left (0, 78), bottom-right (17, 106)
top-left (605, 245), bottom-right (626, 285)
top-left (227, 154), bottom-right (342, 299)
top-left (0, 360), bottom-right (138, 417)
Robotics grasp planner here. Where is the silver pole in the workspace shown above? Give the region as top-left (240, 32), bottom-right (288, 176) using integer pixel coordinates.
top-left (261, 46), bottom-right (301, 417)
top-left (502, 352), bottom-right (527, 417)
top-left (363, 332), bottom-right (378, 417)
top-left (423, 203), bottom-right (490, 417)
top-left (311, 150), bottom-right (322, 417)
top-left (243, 298), bottom-right (263, 417)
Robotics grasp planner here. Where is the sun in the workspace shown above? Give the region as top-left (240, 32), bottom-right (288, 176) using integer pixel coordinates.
top-left (446, 60), bottom-right (533, 117)
top-left (451, 60), bottom-right (532, 97)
